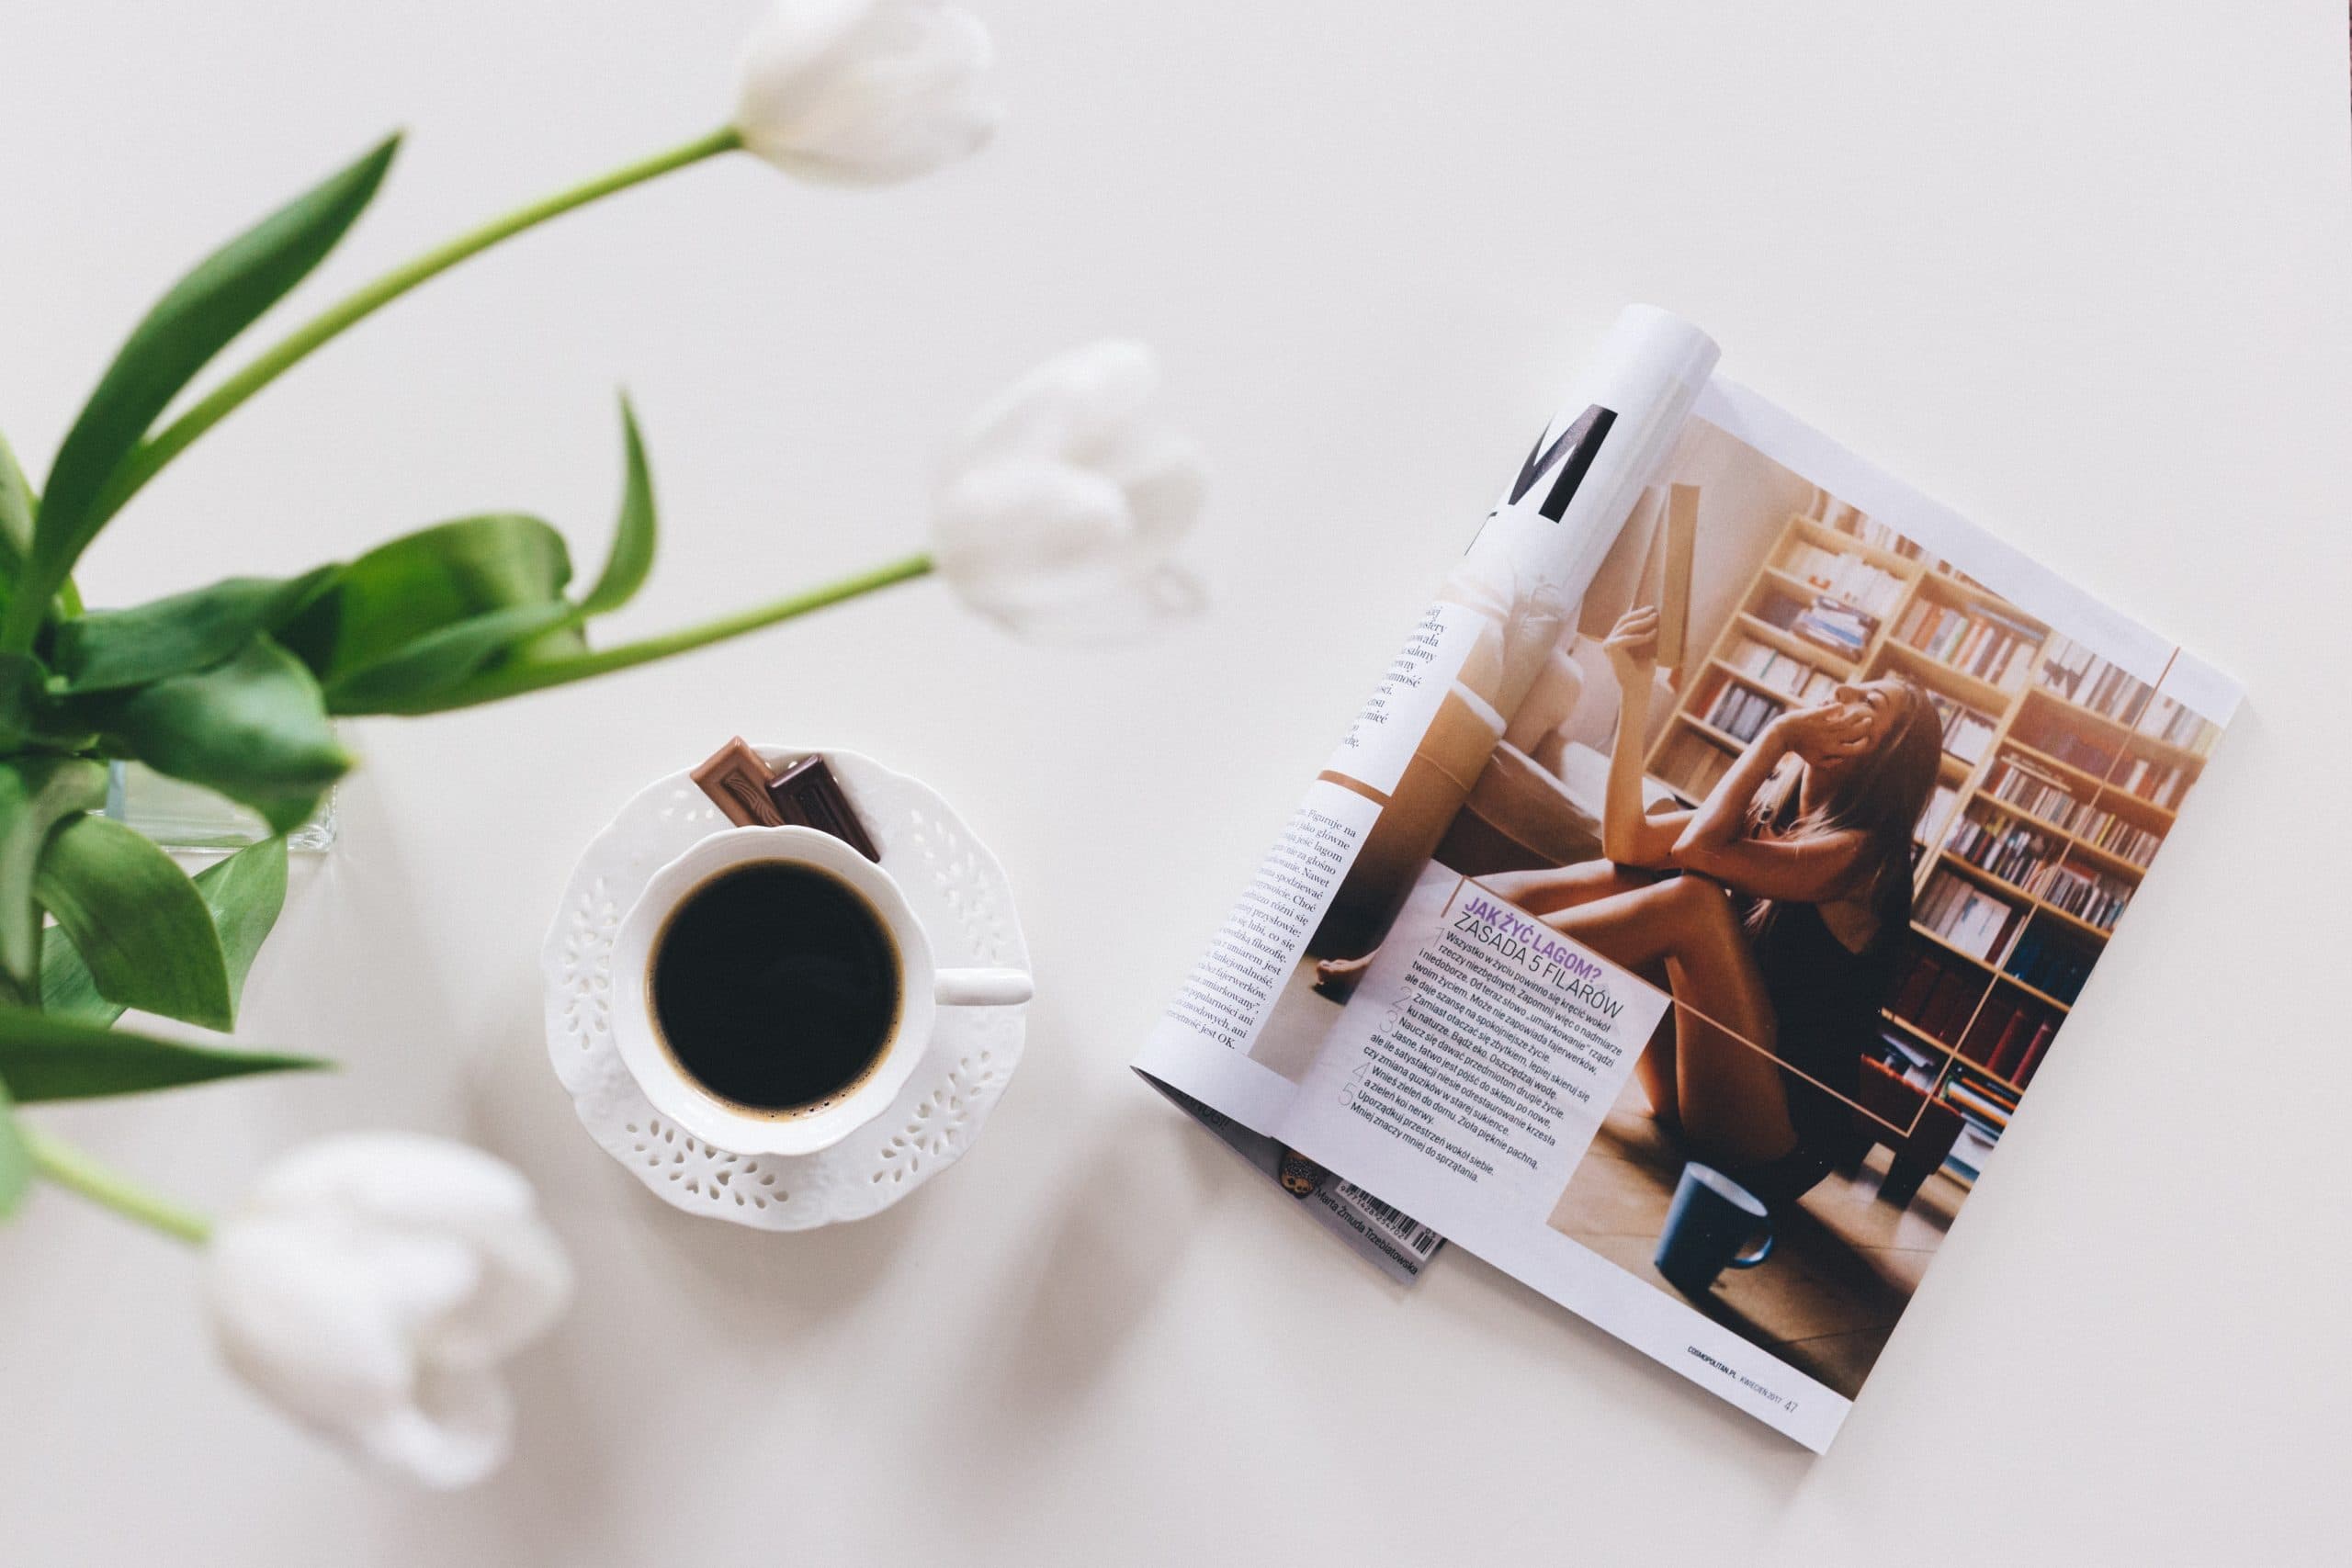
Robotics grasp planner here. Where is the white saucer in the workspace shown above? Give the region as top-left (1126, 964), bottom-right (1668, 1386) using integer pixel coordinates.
top-left (541, 747), bottom-right (1029, 1230)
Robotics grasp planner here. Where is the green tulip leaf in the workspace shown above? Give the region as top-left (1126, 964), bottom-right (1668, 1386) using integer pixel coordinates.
top-left (34, 813), bottom-right (232, 1031)
top-left (39, 837), bottom-right (288, 1030)
top-left (74, 636), bottom-right (349, 835)
top-left (278, 513), bottom-right (574, 684)
top-left (189, 833), bottom-right (289, 1021)
top-left (0, 1002), bottom-right (324, 1102)
top-left (0, 760), bottom-right (110, 993)
top-left (0, 1077), bottom-right (29, 1220)
top-left (578, 397), bottom-right (657, 617)
top-left (322, 598), bottom-right (580, 713)
top-left (0, 425), bottom-right (34, 592)
top-left (0, 653), bottom-right (46, 751)
top-left (276, 405), bottom-right (664, 715)
top-left (51, 566), bottom-right (341, 693)
top-left (33, 930), bottom-right (110, 1027)
top-left (17, 137), bottom-right (400, 636)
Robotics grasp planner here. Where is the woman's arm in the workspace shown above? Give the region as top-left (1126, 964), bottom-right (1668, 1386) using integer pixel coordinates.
top-left (1597, 607), bottom-right (1686, 867)
top-left (1674, 825), bottom-right (1871, 905)
top-left (1670, 706), bottom-right (1874, 902)
top-left (1676, 713), bottom-right (1794, 856)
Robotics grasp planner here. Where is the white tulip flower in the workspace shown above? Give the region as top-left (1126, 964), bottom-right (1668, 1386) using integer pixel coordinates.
top-left (202, 1133), bottom-right (573, 1490)
top-left (933, 340), bottom-right (1207, 639)
top-left (734, 0), bottom-right (1000, 184)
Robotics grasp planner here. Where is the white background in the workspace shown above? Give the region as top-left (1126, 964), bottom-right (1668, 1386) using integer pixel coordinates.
top-left (2, 2), bottom-right (2346, 1561)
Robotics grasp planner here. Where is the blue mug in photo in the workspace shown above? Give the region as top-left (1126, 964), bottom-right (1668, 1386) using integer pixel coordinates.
top-left (1654, 1162), bottom-right (1774, 1294)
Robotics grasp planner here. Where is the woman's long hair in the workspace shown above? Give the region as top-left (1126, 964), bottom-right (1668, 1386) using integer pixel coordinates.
top-left (1744, 678), bottom-right (1942, 948)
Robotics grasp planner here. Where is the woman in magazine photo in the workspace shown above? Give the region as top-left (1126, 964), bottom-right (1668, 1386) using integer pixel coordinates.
top-left (1479, 604), bottom-right (1942, 1206)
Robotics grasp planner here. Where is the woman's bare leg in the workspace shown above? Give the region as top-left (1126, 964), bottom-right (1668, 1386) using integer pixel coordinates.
top-left (1475, 862), bottom-right (1687, 1128)
top-left (1626, 957), bottom-right (1680, 1138)
top-left (1538, 876), bottom-right (1800, 1168)
top-left (1478, 858), bottom-right (1663, 918)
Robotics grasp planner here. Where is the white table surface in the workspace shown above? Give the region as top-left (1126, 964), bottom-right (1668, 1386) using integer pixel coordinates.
top-left (4, 2), bottom-right (2346, 1562)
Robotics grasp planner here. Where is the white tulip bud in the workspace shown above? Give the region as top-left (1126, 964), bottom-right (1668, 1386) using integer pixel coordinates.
top-left (202, 1133), bottom-right (572, 1489)
top-left (734, 0), bottom-right (1000, 185)
top-left (933, 340), bottom-right (1207, 639)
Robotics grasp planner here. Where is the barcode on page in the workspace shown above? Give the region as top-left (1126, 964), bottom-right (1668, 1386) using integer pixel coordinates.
top-left (1336, 1182), bottom-right (1442, 1257)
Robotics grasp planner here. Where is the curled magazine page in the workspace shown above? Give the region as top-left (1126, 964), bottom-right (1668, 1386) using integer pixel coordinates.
top-left (1133, 305), bottom-right (1720, 1274)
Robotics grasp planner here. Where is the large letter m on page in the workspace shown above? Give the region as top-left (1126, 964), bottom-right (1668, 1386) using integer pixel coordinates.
top-left (1508, 404), bottom-right (1617, 523)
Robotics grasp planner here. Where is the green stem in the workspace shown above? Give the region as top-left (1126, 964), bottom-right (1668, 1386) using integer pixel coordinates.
top-left (379, 552), bottom-right (936, 715)
top-left (23, 1125), bottom-right (212, 1245)
top-left (102, 125), bottom-right (746, 524)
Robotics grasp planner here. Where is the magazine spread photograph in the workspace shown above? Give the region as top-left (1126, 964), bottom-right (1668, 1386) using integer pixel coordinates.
top-left (1132, 306), bottom-right (2242, 1451)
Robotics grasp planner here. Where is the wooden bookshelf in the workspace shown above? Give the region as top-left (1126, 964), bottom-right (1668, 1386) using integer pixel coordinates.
top-left (1642, 510), bottom-right (2220, 1168)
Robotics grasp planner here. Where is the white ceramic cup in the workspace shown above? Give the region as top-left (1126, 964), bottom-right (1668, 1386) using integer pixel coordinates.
top-left (610, 825), bottom-right (1033, 1157)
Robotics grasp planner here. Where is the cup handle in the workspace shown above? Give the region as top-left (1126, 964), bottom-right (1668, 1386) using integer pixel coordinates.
top-left (1726, 1219), bottom-right (1775, 1269)
top-left (934, 966), bottom-right (1034, 1007)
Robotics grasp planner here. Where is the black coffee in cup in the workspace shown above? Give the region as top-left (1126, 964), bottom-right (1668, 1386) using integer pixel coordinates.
top-left (650, 863), bottom-right (902, 1114)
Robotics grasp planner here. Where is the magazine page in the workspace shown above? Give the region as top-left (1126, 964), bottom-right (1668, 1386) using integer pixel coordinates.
top-left (1135, 318), bottom-right (2241, 1450)
top-left (1132, 305), bottom-right (1721, 1277)
top-left (1264, 381), bottom-right (2238, 1447)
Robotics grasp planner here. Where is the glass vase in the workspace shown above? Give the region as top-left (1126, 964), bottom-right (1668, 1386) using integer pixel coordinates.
top-left (102, 761), bottom-right (338, 853)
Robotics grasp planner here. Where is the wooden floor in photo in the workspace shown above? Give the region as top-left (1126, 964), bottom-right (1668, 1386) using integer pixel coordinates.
top-left (1549, 1099), bottom-right (1966, 1399)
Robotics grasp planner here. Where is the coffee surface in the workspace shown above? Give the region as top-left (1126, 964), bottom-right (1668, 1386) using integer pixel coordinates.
top-left (650, 863), bottom-right (901, 1113)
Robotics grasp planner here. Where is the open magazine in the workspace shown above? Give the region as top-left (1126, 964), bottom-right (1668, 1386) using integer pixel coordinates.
top-left (1132, 307), bottom-right (2240, 1451)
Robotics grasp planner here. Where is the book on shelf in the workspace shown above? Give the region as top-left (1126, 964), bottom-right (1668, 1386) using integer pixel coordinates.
top-left (2007, 716), bottom-right (2196, 807)
top-left (2107, 752), bottom-right (2195, 810)
top-left (1792, 598), bottom-right (1876, 658)
top-left (1893, 598), bottom-right (2041, 688)
top-left (1979, 756), bottom-right (2164, 867)
top-left (1871, 1025), bottom-right (1942, 1089)
top-left (2036, 632), bottom-right (2151, 718)
top-left (1890, 948), bottom-right (1942, 1021)
top-left (2012, 724), bottom-right (2108, 776)
top-left (1702, 682), bottom-right (1784, 743)
top-left (1844, 514), bottom-right (1924, 560)
top-left (1758, 591), bottom-right (1877, 660)
top-left (2035, 634), bottom-right (2223, 755)
top-left (1993, 1010), bottom-right (2032, 1078)
top-left (1889, 943), bottom-right (1989, 1044)
top-left (1954, 1063), bottom-right (2022, 1110)
top-left (2013, 1016), bottom-right (2060, 1084)
top-left (1654, 728), bottom-right (1734, 800)
top-left (1962, 993), bottom-right (2060, 1083)
top-left (1782, 538), bottom-right (1907, 617)
top-left (2003, 923), bottom-right (2094, 1004)
top-left (1917, 868), bottom-right (2025, 961)
top-left (1724, 633), bottom-right (1837, 699)
top-left (2027, 861), bottom-right (2132, 931)
top-left (1944, 1077), bottom-right (2019, 1124)
top-left (2132, 691), bottom-right (2219, 754)
top-left (1915, 784), bottom-right (1961, 847)
top-left (1947, 1120), bottom-right (2000, 1180)
top-left (1945, 809), bottom-right (2064, 886)
top-left (1995, 1008), bottom-right (2043, 1081)
top-left (2078, 811), bottom-right (2161, 865)
top-left (1957, 991), bottom-right (2014, 1067)
top-left (1924, 691), bottom-right (1998, 765)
